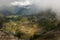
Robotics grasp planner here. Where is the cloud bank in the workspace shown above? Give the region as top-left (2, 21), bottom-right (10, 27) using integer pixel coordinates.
top-left (0, 0), bottom-right (60, 19)
top-left (31, 0), bottom-right (60, 19)
top-left (11, 0), bottom-right (31, 6)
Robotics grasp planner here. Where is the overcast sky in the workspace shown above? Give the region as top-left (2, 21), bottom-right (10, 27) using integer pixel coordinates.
top-left (0, 0), bottom-right (19, 6)
top-left (0, 0), bottom-right (60, 10)
top-left (0, 0), bottom-right (60, 12)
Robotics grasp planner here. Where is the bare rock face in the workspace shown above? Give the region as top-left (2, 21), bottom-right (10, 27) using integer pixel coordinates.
top-left (0, 30), bottom-right (18, 40)
top-left (43, 30), bottom-right (60, 40)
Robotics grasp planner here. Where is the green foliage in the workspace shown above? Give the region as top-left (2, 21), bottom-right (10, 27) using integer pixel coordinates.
top-left (15, 30), bottom-right (24, 38)
top-left (39, 18), bottom-right (55, 31)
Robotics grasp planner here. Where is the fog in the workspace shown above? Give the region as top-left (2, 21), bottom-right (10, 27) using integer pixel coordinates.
top-left (31, 0), bottom-right (60, 19)
top-left (0, 0), bottom-right (60, 19)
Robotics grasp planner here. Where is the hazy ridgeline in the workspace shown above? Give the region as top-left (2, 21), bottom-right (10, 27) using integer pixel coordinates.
top-left (0, 0), bottom-right (60, 20)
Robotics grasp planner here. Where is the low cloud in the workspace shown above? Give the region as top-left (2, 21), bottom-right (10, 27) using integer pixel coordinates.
top-left (0, 0), bottom-right (60, 19)
top-left (11, 0), bottom-right (31, 6)
top-left (30, 0), bottom-right (60, 19)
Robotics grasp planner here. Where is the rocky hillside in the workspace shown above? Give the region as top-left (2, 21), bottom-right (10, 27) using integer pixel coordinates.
top-left (0, 10), bottom-right (60, 40)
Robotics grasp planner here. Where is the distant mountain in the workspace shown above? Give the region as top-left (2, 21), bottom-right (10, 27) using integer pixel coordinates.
top-left (0, 4), bottom-right (39, 15)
